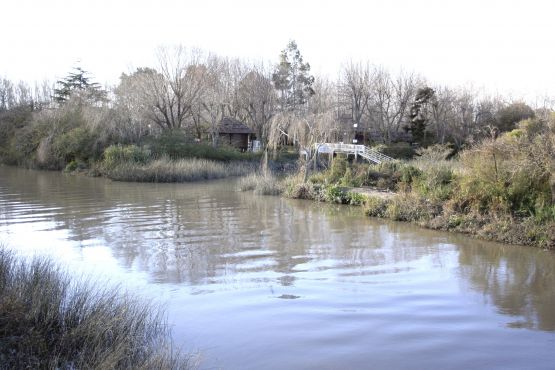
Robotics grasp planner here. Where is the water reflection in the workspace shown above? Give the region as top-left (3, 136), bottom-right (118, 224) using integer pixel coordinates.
top-left (1, 165), bottom-right (555, 338)
top-left (456, 238), bottom-right (555, 331)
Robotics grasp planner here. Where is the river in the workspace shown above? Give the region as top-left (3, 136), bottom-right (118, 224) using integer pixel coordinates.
top-left (1, 166), bottom-right (554, 370)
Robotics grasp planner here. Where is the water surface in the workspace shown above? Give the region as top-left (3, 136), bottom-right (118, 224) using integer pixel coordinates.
top-left (1, 166), bottom-right (554, 369)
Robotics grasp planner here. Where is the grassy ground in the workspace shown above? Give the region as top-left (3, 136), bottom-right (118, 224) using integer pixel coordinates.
top-left (0, 247), bottom-right (192, 369)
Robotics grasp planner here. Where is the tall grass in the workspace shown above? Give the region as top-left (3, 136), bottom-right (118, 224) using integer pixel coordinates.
top-left (238, 172), bottom-right (283, 195)
top-left (0, 247), bottom-right (191, 369)
top-left (103, 156), bottom-right (254, 182)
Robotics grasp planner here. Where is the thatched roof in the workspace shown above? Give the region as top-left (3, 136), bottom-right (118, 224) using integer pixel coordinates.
top-left (218, 117), bottom-right (254, 134)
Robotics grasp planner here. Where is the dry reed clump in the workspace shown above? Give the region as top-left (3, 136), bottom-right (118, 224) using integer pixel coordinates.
top-left (238, 172), bottom-right (283, 195)
top-left (283, 175), bottom-right (323, 200)
top-left (104, 157), bottom-right (254, 182)
top-left (0, 247), bottom-right (191, 369)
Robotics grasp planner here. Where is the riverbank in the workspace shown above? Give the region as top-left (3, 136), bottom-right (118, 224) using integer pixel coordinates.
top-left (243, 171), bottom-right (554, 250)
top-left (0, 246), bottom-right (191, 369)
top-left (241, 119), bottom-right (555, 250)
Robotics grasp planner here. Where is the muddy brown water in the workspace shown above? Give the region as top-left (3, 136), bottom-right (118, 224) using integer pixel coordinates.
top-left (1, 165), bottom-right (554, 370)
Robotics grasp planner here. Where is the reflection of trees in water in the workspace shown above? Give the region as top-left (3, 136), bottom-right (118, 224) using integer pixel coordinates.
top-left (3, 166), bottom-right (555, 332)
top-left (1, 167), bottom-right (448, 286)
top-left (457, 238), bottom-right (555, 331)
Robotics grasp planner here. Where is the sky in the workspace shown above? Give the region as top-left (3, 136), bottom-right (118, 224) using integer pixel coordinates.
top-left (2, 0), bottom-right (555, 102)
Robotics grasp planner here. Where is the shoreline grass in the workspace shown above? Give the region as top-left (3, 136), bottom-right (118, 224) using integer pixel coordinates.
top-left (102, 156), bottom-right (255, 183)
top-left (277, 133), bottom-right (554, 249)
top-left (281, 175), bottom-right (554, 249)
top-left (238, 171), bottom-right (283, 195)
top-left (0, 247), bottom-right (191, 369)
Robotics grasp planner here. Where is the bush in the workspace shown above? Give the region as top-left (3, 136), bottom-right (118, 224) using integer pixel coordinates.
top-left (64, 159), bottom-right (88, 172)
top-left (52, 126), bottom-right (102, 164)
top-left (366, 161), bottom-right (403, 190)
top-left (413, 165), bottom-right (455, 201)
top-left (399, 164), bottom-right (422, 185)
top-left (145, 131), bottom-right (261, 162)
top-left (283, 176), bottom-right (321, 200)
top-left (457, 130), bottom-right (553, 216)
top-left (324, 185), bottom-right (347, 204)
top-left (374, 142), bottom-right (415, 160)
top-left (347, 191), bottom-right (367, 206)
top-left (0, 247), bottom-right (189, 369)
top-left (103, 144), bottom-right (152, 168)
top-left (495, 102), bottom-right (535, 132)
top-left (364, 196), bottom-right (391, 217)
top-left (385, 194), bottom-right (439, 222)
top-left (329, 155), bottom-right (348, 182)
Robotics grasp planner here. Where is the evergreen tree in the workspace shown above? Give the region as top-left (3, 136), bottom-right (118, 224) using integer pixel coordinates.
top-left (272, 40), bottom-right (315, 112)
top-left (54, 67), bottom-right (106, 104)
top-left (407, 87), bottom-right (435, 143)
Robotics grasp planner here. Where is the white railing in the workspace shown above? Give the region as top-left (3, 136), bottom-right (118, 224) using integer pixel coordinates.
top-left (315, 143), bottom-right (393, 164)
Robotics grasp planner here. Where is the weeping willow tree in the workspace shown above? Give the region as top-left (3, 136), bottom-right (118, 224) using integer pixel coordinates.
top-left (268, 110), bottom-right (339, 181)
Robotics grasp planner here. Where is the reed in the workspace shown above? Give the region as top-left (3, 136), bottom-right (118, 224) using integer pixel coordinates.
top-left (103, 156), bottom-right (254, 183)
top-left (0, 247), bottom-right (192, 369)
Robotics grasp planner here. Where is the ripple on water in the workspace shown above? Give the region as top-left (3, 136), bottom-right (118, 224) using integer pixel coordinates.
top-left (1, 166), bottom-right (555, 370)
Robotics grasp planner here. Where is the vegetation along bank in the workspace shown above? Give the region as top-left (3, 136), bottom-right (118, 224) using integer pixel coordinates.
top-left (1, 41), bottom-right (554, 247)
top-left (0, 246), bottom-right (192, 369)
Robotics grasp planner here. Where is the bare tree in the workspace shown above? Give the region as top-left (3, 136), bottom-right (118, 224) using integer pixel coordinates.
top-left (200, 56), bottom-right (232, 146)
top-left (237, 65), bottom-right (276, 144)
top-left (0, 78), bottom-right (15, 111)
top-left (113, 70), bottom-right (154, 142)
top-left (128, 46), bottom-right (207, 131)
top-left (366, 68), bottom-right (420, 143)
top-left (339, 62), bottom-right (373, 137)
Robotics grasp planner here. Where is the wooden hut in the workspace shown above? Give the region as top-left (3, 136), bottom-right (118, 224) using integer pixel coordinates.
top-left (218, 117), bottom-right (254, 151)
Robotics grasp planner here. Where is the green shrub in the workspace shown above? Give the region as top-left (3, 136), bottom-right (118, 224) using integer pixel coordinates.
top-left (414, 166), bottom-right (455, 201)
top-left (347, 191), bottom-right (367, 206)
top-left (399, 164), bottom-right (422, 185)
top-left (340, 167), bottom-right (361, 187)
top-left (364, 196), bottom-right (391, 217)
top-left (534, 205), bottom-right (555, 223)
top-left (329, 155), bottom-right (348, 182)
top-left (64, 159), bottom-right (87, 172)
top-left (145, 131), bottom-right (261, 162)
top-left (374, 142), bottom-right (415, 160)
top-left (308, 171), bottom-right (328, 185)
top-left (52, 126), bottom-right (101, 164)
top-left (103, 144), bottom-right (151, 168)
top-left (324, 185), bottom-right (347, 204)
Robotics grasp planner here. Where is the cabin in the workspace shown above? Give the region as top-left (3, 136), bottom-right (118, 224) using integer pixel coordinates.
top-left (218, 117), bottom-right (255, 151)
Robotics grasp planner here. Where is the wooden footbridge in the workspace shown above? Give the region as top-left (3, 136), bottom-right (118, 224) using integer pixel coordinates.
top-left (314, 143), bottom-right (393, 164)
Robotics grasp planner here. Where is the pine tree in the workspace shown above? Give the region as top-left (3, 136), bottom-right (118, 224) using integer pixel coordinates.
top-left (53, 67), bottom-right (106, 104)
top-left (272, 40), bottom-right (315, 112)
top-left (407, 87), bottom-right (435, 143)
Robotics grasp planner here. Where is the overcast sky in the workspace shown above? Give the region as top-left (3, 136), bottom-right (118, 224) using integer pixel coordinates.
top-left (2, 0), bottom-right (554, 101)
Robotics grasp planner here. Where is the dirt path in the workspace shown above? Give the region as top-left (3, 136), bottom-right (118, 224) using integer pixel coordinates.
top-left (348, 187), bottom-right (397, 200)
